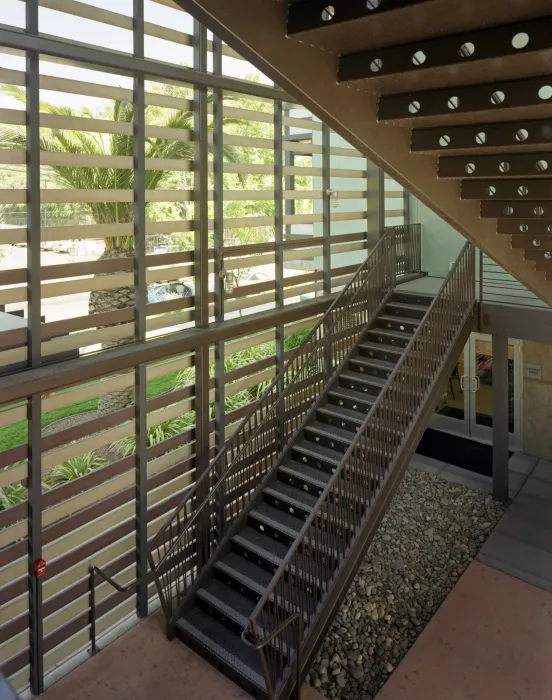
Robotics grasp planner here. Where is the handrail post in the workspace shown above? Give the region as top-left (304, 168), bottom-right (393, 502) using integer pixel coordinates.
top-left (252, 619), bottom-right (276, 699)
top-left (88, 567), bottom-right (99, 656)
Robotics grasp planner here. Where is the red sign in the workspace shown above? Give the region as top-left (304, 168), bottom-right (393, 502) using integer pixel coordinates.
top-left (34, 559), bottom-right (47, 578)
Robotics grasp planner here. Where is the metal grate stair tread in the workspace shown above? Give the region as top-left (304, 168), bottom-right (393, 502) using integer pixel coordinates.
top-left (305, 420), bottom-right (358, 441)
top-left (250, 502), bottom-right (306, 536)
top-left (197, 578), bottom-right (256, 630)
top-left (279, 460), bottom-right (331, 490)
top-left (215, 552), bottom-right (274, 594)
top-left (317, 403), bottom-right (365, 424)
top-left (176, 609), bottom-right (267, 693)
top-left (378, 314), bottom-right (419, 326)
top-left (328, 386), bottom-right (376, 405)
top-left (233, 526), bottom-right (291, 565)
top-left (358, 341), bottom-right (404, 357)
top-left (293, 440), bottom-right (343, 465)
top-left (367, 327), bottom-right (413, 340)
top-left (385, 301), bottom-right (429, 313)
top-left (348, 356), bottom-right (396, 371)
top-left (265, 481), bottom-right (319, 510)
top-left (340, 371), bottom-right (387, 387)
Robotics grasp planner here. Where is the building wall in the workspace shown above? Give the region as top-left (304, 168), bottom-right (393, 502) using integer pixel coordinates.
top-left (522, 340), bottom-right (552, 460)
top-left (409, 196), bottom-right (464, 278)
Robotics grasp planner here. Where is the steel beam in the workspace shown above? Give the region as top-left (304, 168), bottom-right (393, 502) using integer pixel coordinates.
top-left (380, 75), bottom-right (552, 121)
top-left (462, 179), bottom-right (552, 200)
top-left (287, 0), bottom-right (432, 35)
top-left (0, 26), bottom-right (294, 103)
top-left (492, 333), bottom-right (510, 502)
top-left (413, 118), bottom-right (552, 153)
top-left (340, 17), bottom-right (552, 83)
top-left (482, 201), bottom-right (552, 219)
top-left (439, 153), bottom-right (552, 178)
top-left (497, 219), bottom-right (552, 235)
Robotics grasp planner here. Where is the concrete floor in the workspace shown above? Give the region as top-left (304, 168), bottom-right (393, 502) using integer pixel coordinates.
top-left (378, 561), bottom-right (552, 700)
top-left (34, 456), bottom-right (551, 700)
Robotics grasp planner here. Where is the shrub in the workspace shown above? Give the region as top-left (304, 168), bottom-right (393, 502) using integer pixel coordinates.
top-left (0, 482), bottom-right (27, 510)
top-left (48, 453), bottom-right (106, 486)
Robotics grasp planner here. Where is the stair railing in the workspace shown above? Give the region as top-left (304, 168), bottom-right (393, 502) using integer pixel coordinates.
top-left (244, 241), bottom-right (476, 697)
top-left (147, 228), bottom-right (405, 626)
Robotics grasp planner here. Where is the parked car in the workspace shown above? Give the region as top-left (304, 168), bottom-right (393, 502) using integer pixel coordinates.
top-left (147, 280), bottom-right (194, 304)
top-left (50, 240), bottom-right (73, 254)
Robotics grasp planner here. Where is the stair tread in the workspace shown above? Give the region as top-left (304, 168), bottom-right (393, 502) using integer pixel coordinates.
top-left (386, 301), bottom-right (428, 313)
top-left (368, 327), bottom-right (412, 340)
top-left (265, 481), bottom-right (319, 509)
top-left (349, 356), bottom-right (396, 371)
top-left (293, 439), bottom-right (343, 465)
top-left (216, 551), bottom-right (274, 592)
top-left (328, 386), bottom-right (376, 403)
top-left (306, 420), bottom-right (357, 441)
top-left (198, 578), bottom-right (256, 628)
top-left (378, 314), bottom-right (419, 325)
top-left (251, 501), bottom-right (305, 535)
top-left (233, 526), bottom-right (290, 564)
top-left (177, 609), bottom-right (266, 691)
top-left (279, 460), bottom-right (331, 489)
top-left (358, 341), bottom-right (403, 356)
top-left (340, 370), bottom-right (387, 387)
top-left (317, 403), bottom-right (365, 424)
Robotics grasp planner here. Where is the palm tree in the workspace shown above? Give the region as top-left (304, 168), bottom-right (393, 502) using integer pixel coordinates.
top-left (0, 86), bottom-right (240, 413)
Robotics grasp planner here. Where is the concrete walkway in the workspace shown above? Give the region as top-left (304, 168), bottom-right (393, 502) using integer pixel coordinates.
top-left (377, 560), bottom-right (552, 700)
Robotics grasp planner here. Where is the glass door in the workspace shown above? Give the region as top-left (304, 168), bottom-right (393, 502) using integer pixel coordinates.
top-left (431, 333), bottom-right (521, 449)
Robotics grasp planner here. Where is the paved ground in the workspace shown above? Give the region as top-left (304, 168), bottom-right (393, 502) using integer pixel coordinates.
top-left (377, 561), bottom-right (552, 700)
top-left (478, 458), bottom-right (552, 592)
top-left (29, 454), bottom-right (550, 700)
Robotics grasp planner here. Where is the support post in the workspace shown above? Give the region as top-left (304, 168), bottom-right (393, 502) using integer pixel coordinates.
top-left (274, 101), bottom-right (285, 452)
top-left (133, 0), bottom-right (148, 619)
top-left (193, 20), bottom-right (211, 565)
top-left (492, 333), bottom-right (510, 502)
top-left (322, 124), bottom-right (331, 296)
top-left (212, 36), bottom-right (226, 537)
top-left (26, 2), bottom-right (44, 694)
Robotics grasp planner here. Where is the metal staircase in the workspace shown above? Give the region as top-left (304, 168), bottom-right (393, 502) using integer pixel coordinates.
top-left (176, 0), bottom-right (552, 308)
top-left (146, 228), bottom-right (477, 699)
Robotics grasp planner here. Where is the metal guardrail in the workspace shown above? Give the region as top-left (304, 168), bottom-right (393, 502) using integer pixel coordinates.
top-left (245, 241), bottom-right (476, 696)
top-left (86, 224), bottom-right (422, 654)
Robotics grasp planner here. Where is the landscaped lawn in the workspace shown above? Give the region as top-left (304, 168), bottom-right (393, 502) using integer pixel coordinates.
top-left (0, 371), bottom-right (181, 454)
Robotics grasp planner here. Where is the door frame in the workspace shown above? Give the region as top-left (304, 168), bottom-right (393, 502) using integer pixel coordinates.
top-left (431, 332), bottom-right (523, 450)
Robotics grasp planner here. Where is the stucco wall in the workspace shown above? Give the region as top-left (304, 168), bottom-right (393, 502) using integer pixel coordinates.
top-left (522, 340), bottom-right (552, 460)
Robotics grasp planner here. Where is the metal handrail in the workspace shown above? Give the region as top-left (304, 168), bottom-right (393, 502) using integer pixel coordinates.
top-left (240, 613), bottom-right (303, 700)
top-left (149, 230), bottom-right (392, 549)
top-left (145, 227), bottom-right (406, 624)
top-left (87, 224), bottom-right (422, 654)
top-left (244, 241), bottom-right (476, 694)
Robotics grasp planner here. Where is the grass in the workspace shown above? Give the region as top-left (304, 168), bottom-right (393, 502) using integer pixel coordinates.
top-left (0, 371), bottom-right (181, 454)
top-left (0, 330), bottom-right (313, 455)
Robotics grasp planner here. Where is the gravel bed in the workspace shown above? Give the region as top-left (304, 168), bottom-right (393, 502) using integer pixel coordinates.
top-left (307, 468), bottom-right (506, 700)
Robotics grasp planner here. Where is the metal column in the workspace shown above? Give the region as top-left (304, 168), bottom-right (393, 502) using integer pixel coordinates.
top-left (26, 1), bottom-right (43, 693)
top-left (322, 124), bottom-right (331, 296)
top-left (274, 102), bottom-right (285, 451)
top-left (212, 36), bottom-right (226, 536)
top-left (492, 333), bottom-right (510, 502)
top-left (366, 160), bottom-right (384, 243)
top-left (133, 0), bottom-right (148, 618)
top-left (193, 21), bottom-right (211, 564)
